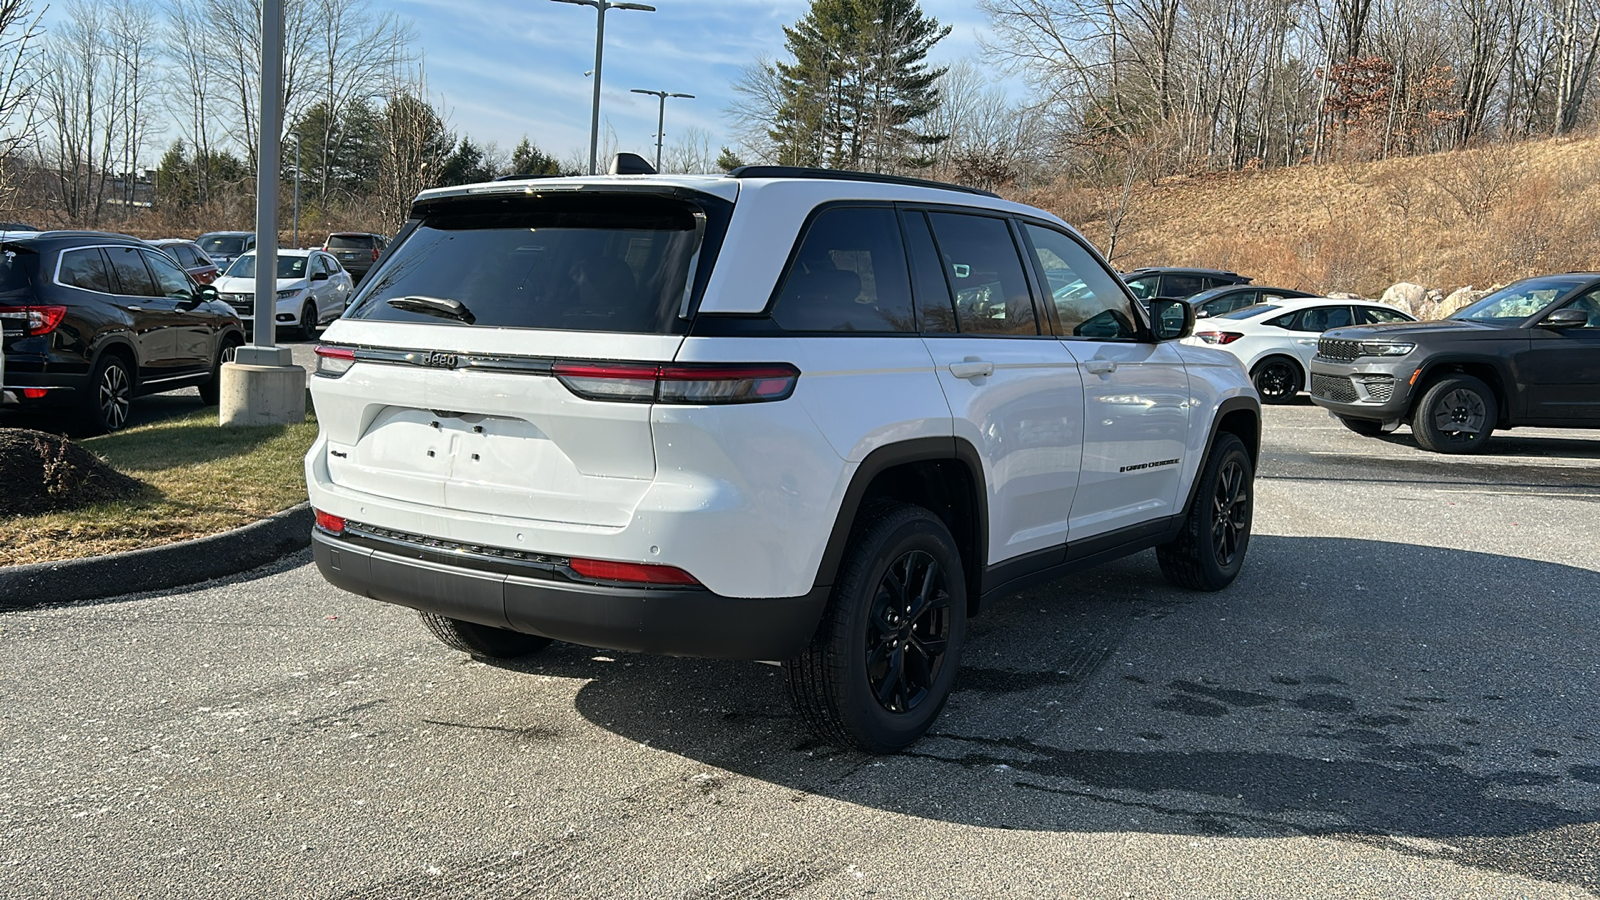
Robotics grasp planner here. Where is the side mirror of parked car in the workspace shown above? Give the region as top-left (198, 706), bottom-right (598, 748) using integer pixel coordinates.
top-left (1148, 298), bottom-right (1195, 341)
top-left (1539, 308), bottom-right (1588, 329)
top-left (197, 285), bottom-right (219, 303)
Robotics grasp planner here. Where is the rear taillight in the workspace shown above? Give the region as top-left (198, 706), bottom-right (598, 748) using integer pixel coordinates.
top-left (314, 344), bottom-right (356, 377)
top-left (0, 305), bottom-right (67, 337)
top-left (372, 248), bottom-right (380, 261)
top-left (314, 509), bottom-right (346, 535)
top-left (553, 361), bottom-right (799, 404)
top-left (1196, 331), bottom-right (1244, 345)
top-left (568, 558), bottom-right (700, 585)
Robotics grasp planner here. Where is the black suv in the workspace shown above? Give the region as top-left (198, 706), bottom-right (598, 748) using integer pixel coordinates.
top-left (1310, 274), bottom-right (1600, 452)
top-left (0, 232), bottom-right (245, 433)
top-left (1123, 266), bottom-right (1251, 301)
top-left (322, 233), bottom-right (387, 283)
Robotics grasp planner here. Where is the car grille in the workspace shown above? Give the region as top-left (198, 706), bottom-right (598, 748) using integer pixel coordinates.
top-left (220, 292), bottom-right (252, 314)
top-left (1311, 373), bottom-right (1358, 403)
top-left (1364, 377), bottom-right (1395, 402)
top-left (1317, 338), bottom-right (1362, 362)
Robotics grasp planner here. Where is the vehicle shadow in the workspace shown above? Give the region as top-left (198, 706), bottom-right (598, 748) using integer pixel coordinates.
top-left (1367, 427), bottom-right (1600, 460)
top-left (484, 536), bottom-right (1600, 889)
top-left (0, 388), bottom-right (211, 435)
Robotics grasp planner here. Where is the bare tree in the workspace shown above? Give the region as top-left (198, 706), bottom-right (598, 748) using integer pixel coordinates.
top-left (373, 64), bottom-right (449, 230)
top-left (0, 0), bottom-right (42, 211)
top-left (308, 0), bottom-right (414, 208)
top-left (662, 125), bottom-right (714, 173)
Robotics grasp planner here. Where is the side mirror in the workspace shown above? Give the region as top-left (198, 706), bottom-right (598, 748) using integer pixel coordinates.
top-left (197, 285), bottom-right (219, 302)
top-left (1149, 298), bottom-right (1195, 341)
top-left (1540, 308), bottom-right (1588, 329)
top-left (311, 271), bottom-right (330, 282)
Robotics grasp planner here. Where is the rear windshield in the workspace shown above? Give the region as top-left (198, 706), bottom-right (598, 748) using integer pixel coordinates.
top-left (347, 193), bottom-right (716, 333)
top-left (325, 234), bottom-right (373, 249)
top-left (224, 255), bottom-right (309, 279)
top-left (0, 246), bottom-right (35, 293)
top-left (199, 234), bottom-right (248, 256)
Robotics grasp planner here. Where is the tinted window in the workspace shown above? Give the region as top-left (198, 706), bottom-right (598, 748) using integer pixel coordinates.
top-left (326, 234), bottom-right (373, 249)
top-left (1124, 275), bottom-right (1158, 300)
top-left (927, 213), bottom-right (1036, 335)
top-left (105, 246), bottom-right (159, 297)
top-left (198, 234), bottom-right (248, 257)
top-left (0, 247), bottom-right (33, 293)
top-left (142, 250), bottom-right (193, 298)
top-left (1161, 274), bottom-right (1204, 297)
top-left (1219, 303), bottom-right (1280, 321)
top-left (348, 194), bottom-right (708, 333)
top-left (771, 207), bottom-right (913, 333)
top-left (902, 211), bottom-right (957, 333)
top-left (1357, 306), bottom-right (1413, 325)
top-left (57, 248), bottom-right (111, 293)
top-left (1293, 305), bottom-right (1353, 332)
top-left (1022, 223), bottom-right (1138, 339)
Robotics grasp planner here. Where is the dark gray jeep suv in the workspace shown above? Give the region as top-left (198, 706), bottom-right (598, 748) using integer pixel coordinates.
top-left (1310, 274), bottom-right (1600, 452)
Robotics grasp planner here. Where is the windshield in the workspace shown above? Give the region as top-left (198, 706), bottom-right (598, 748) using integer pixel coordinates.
top-left (1218, 303), bottom-right (1280, 320)
top-left (223, 254), bottom-right (309, 280)
top-left (347, 193), bottom-right (718, 334)
top-left (1123, 276), bottom-right (1157, 299)
top-left (199, 234), bottom-right (248, 256)
top-left (1451, 277), bottom-right (1585, 322)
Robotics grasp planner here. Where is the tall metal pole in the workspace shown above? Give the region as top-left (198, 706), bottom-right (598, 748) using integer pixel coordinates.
top-left (588, 6), bottom-right (605, 175)
top-left (253, 0), bottom-right (282, 349)
top-left (630, 89), bottom-right (695, 172)
top-left (292, 133), bottom-right (300, 249)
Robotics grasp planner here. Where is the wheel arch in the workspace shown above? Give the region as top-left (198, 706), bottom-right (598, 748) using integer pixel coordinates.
top-left (813, 437), bottom-right (988, 617)
top-left (1408, 358), bottom-right (1512, 426)
top-left (90, 336), bottom-right (141, 387)
top-left (1249, 351), bottom-right (1307, 383)
top-left (1178, 396), bottom-right (1260, 521)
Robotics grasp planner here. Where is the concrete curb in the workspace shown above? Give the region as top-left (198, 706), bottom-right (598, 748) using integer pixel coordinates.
top-left (0, 502), bottom-right (313, 609)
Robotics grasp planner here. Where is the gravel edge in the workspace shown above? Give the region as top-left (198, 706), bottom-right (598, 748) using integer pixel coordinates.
top-left (0, 502), bottom-right (313, 609)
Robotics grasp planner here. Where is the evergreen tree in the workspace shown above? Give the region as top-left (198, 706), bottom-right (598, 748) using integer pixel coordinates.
top-left (437, 136), bottom-right (497, 186)
top-left (715, 146), bottom-right (745, 171)
top-left (509, 137), bottom-right (562, 176)
top-left (771, 0), bottom-right (949, 172)
top-left (286, 100), bottom-right (383, 212)
top-left (155, 141), bottom-right (197, 210)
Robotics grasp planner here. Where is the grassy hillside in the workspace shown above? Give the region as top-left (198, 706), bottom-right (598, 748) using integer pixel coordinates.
top-left (1020, 134), bottom-right (1600, 298)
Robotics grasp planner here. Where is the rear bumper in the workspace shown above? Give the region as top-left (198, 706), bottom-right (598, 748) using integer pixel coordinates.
top-left (312, 529), bottom-right (829, 660)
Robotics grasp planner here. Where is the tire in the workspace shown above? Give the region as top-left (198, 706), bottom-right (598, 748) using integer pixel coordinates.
top-left (1157, 432), bottom-right (1254, 591)
top-left (197, 335), bottom-right (242, 406)
top-left (1411, 374), bottom-right (1496, 454)
top-left (77, 352), bottom-right (134, 435)
top-left (1338, 416), bottom-right (1385, 436)
top-left (786, 502), bottom-right (967, 754)
top-left (297, 301), bottom-right (319, 341)
top-left (418, 612), bottom-right (553, 659)
top-left (1251, 356), bottom-right (1302, 404)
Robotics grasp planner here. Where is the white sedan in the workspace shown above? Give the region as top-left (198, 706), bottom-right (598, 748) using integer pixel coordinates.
top-left (212, 249), bottom-right (355, 340)
top-left (1182, 297), bottom-right (1416, 403)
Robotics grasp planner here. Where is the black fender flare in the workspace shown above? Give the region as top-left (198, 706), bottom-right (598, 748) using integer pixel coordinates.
top-left (1177, 396), bottom-right (1260, 521)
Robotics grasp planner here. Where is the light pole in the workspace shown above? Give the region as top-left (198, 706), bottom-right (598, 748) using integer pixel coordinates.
top-left (290, 132), bottom-right (300, 248)
top-left (551, 0), bottom-right (656, 175)
top-left (629, 88), bottom-right (694, 171)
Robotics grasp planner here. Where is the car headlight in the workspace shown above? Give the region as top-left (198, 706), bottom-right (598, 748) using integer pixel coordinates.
top-left (276, 288), bottom-right (301, 300)
top-left (1359, 341), bottom-right (1414, 357)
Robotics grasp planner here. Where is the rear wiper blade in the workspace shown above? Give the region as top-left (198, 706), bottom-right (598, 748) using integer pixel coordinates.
top-left (386, 295), bottom-right (476, 324)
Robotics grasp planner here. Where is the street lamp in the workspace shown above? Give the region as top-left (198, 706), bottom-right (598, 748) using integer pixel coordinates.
top-left (290, 132), bottom-right (300, 248)
top-left (629, 88), bottom-right (694, 172)
top-left (550, 0), bottom-right (656, 176)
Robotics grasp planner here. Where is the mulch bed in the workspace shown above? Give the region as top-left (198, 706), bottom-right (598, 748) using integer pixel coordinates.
top-left (0, 428), bottom-right (147, 517)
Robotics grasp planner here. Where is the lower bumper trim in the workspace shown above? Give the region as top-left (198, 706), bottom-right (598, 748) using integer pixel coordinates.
top-left (313, 530), bottom-right (828, 661)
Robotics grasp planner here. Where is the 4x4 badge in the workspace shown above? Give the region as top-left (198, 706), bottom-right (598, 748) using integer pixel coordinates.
top-left (423, 351), bottom-right (458, 369)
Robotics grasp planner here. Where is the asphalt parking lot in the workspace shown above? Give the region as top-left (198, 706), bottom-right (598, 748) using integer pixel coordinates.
top-left (3, 401), bottom-right (1597, 898)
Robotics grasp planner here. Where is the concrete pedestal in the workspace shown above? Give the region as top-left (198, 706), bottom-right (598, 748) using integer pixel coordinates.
top-left (219, 361), bottom-right (307, 427)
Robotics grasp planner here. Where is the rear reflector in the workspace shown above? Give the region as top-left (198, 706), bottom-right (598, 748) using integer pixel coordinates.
top-left (553, 361), bottom-right (799, 405)
top-left (314, 344), bottom-right (356, 377)
top-left (21, 388), bottom-right (47, 399)
top-left (314, 509), bottom-right (346, 535)
top-left (568, 558), bottom-right (700, 585)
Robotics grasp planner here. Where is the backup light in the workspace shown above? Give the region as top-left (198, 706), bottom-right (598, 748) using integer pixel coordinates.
top-left (314, 344), bottom-right (356, 377)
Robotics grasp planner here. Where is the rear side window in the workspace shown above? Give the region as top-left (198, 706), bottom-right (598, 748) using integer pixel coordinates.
top-left (927, 212), bottom-right (1037, 335)
top-left (771, 207), bottom-right (913, 333)
top-left (901, 211), bottom-right (957, 333)
top-left (1293, 305), bottom-right (1353, 332)
top-left (58, 247), bottom-right (114, 293)
top-left (326, 234), bottom-right (371, 249)
top-left (348, 194), bottom-right (714, 334)
top-left (105, 246), bottom-right (159, 296)
top-left (1357, 306), bottom-right (1412, 324)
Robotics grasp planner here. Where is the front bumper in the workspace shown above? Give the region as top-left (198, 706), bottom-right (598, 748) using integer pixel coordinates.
top-left (1308, 359), bottom-right (1419, 421)
top-left (312, 528), bottom-right (829, 661)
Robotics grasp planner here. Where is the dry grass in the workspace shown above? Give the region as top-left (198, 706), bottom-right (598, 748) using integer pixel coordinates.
top-left (1020, 133), bottom-right (1600, 298)
top-left (0, 408), bottom-right (317, 566)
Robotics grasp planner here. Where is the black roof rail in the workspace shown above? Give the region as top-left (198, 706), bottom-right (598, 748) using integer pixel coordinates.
top-left (725, 165), bottom-right (1000, 199)
top-left (492, 173), bottom-right (562, 181)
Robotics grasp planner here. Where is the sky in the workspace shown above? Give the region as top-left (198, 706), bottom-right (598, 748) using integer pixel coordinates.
top-left (387, 0), bottom-right (1007, 166)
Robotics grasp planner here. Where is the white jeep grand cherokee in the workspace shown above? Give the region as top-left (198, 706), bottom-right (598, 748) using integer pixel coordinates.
top-left (306, 164), bottom-right (1260, 753)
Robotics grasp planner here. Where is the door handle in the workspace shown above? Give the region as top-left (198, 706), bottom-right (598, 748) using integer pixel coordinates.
top-left (948, 358), bottom-right (994, 380)
top-left (1084, 359), bottom-right (1117, 375)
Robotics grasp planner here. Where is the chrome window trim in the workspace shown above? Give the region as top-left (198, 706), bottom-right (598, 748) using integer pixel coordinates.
top-left (51, 244), bottom-right (139, 297)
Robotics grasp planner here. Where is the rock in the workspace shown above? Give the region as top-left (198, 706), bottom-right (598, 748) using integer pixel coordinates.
top-left (1326, 291), bottom-right (1363, 300)
top-left (1380, 282), bottom-right (1427, 316)
top-left (1435, 286), bottom-right (1489, 319)
top-left (0, 428), bottom-right (147, 517)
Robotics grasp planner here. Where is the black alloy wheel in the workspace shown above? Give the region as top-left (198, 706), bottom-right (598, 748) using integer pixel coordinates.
top-left (79, 354), bottom-right (133, 434)
top-left (1156, 432), bottom-right (1254, 591)
top-left (299, 301), bottom-right (319, 340)
top-left (864, 549), bottom-right (953, 715)
top-left (1252, 358), bottom-right (1302, 404)
top-left (1412, 374), bottom-right (1497, 453)
top-left (1211, 457), bottom-right (1250, 568)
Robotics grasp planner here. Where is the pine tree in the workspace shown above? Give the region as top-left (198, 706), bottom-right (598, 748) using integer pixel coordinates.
top-left (770, 0), bottom-right (949, 172)
top-left (509, 137), bottom-right (562, 177)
